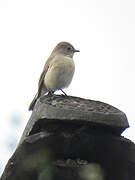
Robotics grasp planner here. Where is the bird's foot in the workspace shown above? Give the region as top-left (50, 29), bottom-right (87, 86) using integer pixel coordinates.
top-left (60, 89), bottom-right (68, 96)
top-left (48, 91), bottom-right (55, 96)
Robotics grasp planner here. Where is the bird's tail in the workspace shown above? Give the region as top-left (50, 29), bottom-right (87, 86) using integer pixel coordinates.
top-left (28, 93), bottom-right (38, 111)
top-left (29, 88), bottom-right (48, 111)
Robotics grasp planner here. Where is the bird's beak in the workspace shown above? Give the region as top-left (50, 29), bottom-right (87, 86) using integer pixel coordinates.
top-left (73, 49), bottom-right (80, 53)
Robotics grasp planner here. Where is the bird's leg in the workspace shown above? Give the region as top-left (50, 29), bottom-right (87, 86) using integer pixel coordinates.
top-left (60, 89), bottom-right (68, 96)
top-left (48, 90), bottom-right (55, 96)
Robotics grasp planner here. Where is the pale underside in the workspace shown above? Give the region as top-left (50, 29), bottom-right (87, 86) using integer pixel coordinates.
top-left (44, 54), bottom-right (75, 91)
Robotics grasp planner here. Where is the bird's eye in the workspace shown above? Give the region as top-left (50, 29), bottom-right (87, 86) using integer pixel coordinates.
top-left (67, 47), bottom-right (71, 50)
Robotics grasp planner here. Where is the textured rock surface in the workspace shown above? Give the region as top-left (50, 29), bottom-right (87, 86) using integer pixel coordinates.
top-left (19, 95), bottom-right (128, 144)
top-left (1, 95), bottom-right (134, 180)
top-left (1, 128), bottom-right (135, 180)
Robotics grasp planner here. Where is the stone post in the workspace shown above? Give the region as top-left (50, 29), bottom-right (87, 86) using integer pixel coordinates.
top-left (1, 95), bottom-right (135, 180)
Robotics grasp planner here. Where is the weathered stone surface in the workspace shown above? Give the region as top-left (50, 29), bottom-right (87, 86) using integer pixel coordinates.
top-left (1, 95), bottom-right (133, 180)
top-left (19, 95), bottom-right (128, 144)
top-left (1, 126), bottom-right (135, 180)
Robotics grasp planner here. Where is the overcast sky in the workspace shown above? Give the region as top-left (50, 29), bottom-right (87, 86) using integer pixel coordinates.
top-left (0, 0), bottom-right (135, 174)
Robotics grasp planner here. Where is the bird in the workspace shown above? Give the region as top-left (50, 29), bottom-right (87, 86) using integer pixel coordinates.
top-left (29, 41), bottom-right (80, 111)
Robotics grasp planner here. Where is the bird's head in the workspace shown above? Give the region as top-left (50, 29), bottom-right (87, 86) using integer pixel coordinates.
top-left (52, 41), bottom-right (80, 58)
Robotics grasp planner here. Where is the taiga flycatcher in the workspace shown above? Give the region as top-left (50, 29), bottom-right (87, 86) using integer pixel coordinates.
top-left (29, 41), bottom-right (79, 110)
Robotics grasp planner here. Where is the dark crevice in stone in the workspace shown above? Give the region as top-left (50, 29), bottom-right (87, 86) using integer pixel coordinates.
top-left (29, 119), bottom-right (125, 137)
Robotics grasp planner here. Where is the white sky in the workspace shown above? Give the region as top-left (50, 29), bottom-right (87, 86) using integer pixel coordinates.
top-left (0, 0), bottom-right (135, 174)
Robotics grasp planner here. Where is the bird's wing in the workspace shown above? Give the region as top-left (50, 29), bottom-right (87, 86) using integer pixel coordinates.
top-left (38, 55), bottom-right (53, 96)
top-left (28, 55), bottom-right (54, 111)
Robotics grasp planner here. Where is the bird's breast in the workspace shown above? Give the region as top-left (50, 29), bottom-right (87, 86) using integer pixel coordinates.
top-left (44, 55), bottom-right (75, 91)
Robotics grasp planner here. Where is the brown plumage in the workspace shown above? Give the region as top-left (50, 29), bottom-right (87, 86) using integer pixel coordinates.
top-left (29, 41), bottom-right (79, 111)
